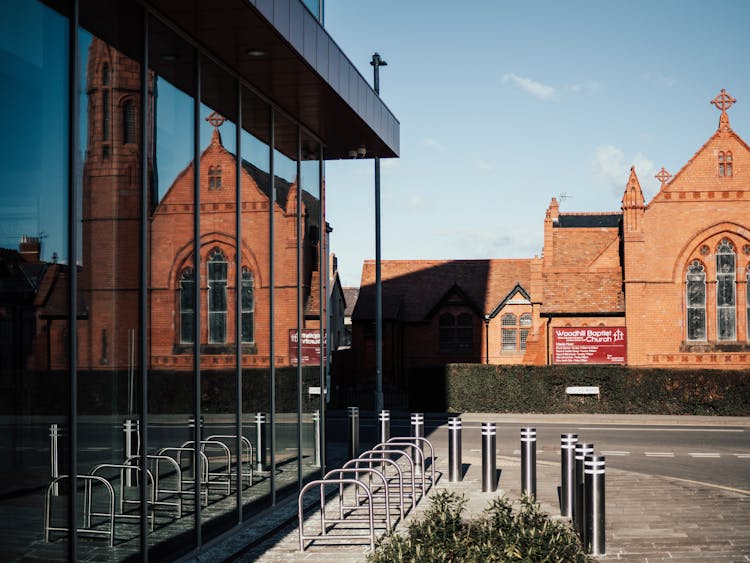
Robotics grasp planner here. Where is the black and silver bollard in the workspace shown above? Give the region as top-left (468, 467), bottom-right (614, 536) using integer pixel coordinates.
top-left (481, 422), bottom-right (497, 492)
top-left (448, 417), bottom-right (462, 483)
top-left (520, 427), bottom-right (537, 498)
top-left (123, 419), bottom-right (140, 486)
top-left (378, 410), bottom-right (390, 444)
top-left (255, 412), bottom-right (267, 472)
top-left (313, 410), bottom-right (322, 468)
top-left (347, 406), bottom-right (360, 459)
top-left (560, 433), bottom-right (578, 517)
top-left (49, 423), bottom-right (60, 496)
top-left (410, 412), bottom-right (424, 476)
top-left (584, 455), bottom-right (606, 556)
top-left (573, 442), bottom-right (594, 538)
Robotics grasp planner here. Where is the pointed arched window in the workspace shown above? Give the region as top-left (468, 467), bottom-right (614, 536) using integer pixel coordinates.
top-left (241, 267), bottom-right (254, 343)
top-left (716, 239), bottom-right (736, 340)
top-left (179, 268), bottom-right (195, 344)
top-left (686, 260), bottom-right (706, 341)
top-left (208, 248), bottom-right (228, 343)
top-left (123, 99), bottom-right (136, 144)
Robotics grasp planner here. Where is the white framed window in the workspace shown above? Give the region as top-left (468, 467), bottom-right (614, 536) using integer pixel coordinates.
top-left (686, 260), bottom-right (706, 341)
top-left (179, 267), bottom-right (195, 344)
top-left (207, 248), bottom-right (228, 343)
top-left (716, 239), bottom-right (736, 341)
top-left (241, 267), bottom-right (254, 343)
top-left (501, 313), bottom-right (517, 351)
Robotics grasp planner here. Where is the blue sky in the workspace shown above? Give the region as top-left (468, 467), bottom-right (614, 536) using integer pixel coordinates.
top-left (323, 0), bottom-right (750, 286)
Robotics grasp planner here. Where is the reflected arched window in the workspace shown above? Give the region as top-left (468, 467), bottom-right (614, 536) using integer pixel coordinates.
top-left (209, 165), bottom-right (222, 190)
top-left (101, 63), bottom-right (110, 85)
top-left (716, 239), bottom-right (736, 340)
top-left (456, 313), bottom-right (473, 352)
top-left (123, 99), bottom-right (136, 144)
top-left (102, 90), bottom-right (110, 141)
top-left (208, 248), bottom-right (228, 343)
top-left (241, 267), bottom-right (254, 343)
top-left (179, 268), bottom-right (195, 344)
top-left (501, 313), bottom-right (517, 351)
top-left (439, 313), bottom-right (455, 352)
top-left (686, 260), bottom-right (706, 341)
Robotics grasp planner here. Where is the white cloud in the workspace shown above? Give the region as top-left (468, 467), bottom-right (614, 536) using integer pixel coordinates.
top-left (423, 137), bottom-right (446, 152)
top-left (406, 195), bottom-right (425, 209)
top-left (502, 73), bottom-right (558, 101)
top-left (593, 144), bottom-right (655, 195)
top-left (565, 81), bottom-right (601, 94)
top-left (640, 73), bottom-right (676, 87)
top-left (474, 159), bottom-right (494, 172)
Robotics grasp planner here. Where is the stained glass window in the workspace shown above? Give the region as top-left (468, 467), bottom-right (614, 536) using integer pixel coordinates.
top-left (686, 260), bottom-right (706, 341)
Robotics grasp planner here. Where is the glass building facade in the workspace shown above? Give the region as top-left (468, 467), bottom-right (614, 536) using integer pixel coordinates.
top-left (0, 1), bottom-right (397, 561)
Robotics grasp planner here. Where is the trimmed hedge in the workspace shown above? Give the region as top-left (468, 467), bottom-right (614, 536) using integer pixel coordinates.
top-left (407, 364), bottom-right (750, 415)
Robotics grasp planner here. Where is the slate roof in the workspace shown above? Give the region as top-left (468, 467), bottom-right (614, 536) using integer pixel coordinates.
top-left (555, 213), bottom-right (621, 228)
top-left (353, 259), bottom-right (533, 322)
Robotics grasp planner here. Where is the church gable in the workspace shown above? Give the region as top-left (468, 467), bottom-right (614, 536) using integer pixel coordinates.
top-left (651, 90), bottom-right (750, 200)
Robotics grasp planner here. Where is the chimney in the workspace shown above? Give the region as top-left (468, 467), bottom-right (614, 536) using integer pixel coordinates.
top-left (19, 235), bottom-right (41, 263)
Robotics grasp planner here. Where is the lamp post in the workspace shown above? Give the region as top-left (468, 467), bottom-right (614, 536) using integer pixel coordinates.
top-left (371, 52), bottom-right (387, 414)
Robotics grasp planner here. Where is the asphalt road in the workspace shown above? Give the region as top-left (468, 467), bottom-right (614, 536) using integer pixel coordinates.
top-left (328, 414), bottom-right (750, 493)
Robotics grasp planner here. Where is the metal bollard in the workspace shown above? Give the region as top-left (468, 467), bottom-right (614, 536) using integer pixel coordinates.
top-left (448, 417), bottom-right (462, 483)
top-left (573, 442), bottom-right (594, 538)
top-left (481, 422), bottom-right (497, 492)
top-left (347, 406), bottom-right (360, 459)
top-left (584, 455), bottom-right (606, 556)
top-left (560, 433), bottom-right (578, 517)
top-left (255, 412), bottom-right (267, 472)
top-left (410, 412), bottom-right (424, 476)
top-left (313, 410), bottom-right (321, 468)
top-left (49, 424), bottom-right (60, 496)
top-left (123, 419), bottom-right (140, 486)
top-left (378, 410), bottom-right (390, 444)
top-left (520, 427), bottom-right (537, 499)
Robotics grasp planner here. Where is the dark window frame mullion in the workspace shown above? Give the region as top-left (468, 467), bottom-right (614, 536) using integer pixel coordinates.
top-left (193, 49), bottom-right (202, 545)
top-left (68, 1), bottom-right (80, 560)
top-left (235, 77), bottom-right (243, 520)
top-left (139, 8), bottom-right (150, 559)
top-left (269, 108), bottom-right (276, 504)
top-left (318, 150), bottom-right (326, 475)
top-left (296, 127), bottom-right (302, 489)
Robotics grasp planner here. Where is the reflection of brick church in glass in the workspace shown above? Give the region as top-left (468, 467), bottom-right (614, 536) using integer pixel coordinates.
top-left (28, 37), bottom-right (322, 372)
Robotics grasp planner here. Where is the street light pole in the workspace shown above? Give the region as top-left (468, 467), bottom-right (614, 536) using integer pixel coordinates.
top-left (371, 52), bottom-right (387, 414)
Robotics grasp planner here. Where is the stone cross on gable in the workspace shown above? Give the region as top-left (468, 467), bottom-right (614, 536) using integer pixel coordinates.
top-left (711, 89), bottom-right (736, 113)
top-left (655, 167), bottom-right (672, 185)
top-left (206, 111), bottom-right (226, 128)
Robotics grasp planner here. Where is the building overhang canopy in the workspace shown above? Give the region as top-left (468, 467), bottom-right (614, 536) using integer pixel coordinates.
top-left (149, 0), bottom-right (400, 160)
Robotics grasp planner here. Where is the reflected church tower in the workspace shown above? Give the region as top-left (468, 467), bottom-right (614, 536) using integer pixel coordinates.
top-left (79, 37), bottom-right (153, 370)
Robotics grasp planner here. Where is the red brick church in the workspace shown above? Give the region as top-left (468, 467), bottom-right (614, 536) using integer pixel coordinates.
top-left (351, 89), bottom-right (750, 381)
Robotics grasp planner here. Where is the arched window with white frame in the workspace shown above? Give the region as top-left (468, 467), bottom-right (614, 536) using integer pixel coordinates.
top-left (208, 248), bottom-right (228, 343)
top-left (179, 267), bottom-right (195, 344)
top-left (686, 260), bottom-right (706, 341)
top-left (241, 267), bottom-right (254, 343)
top-left (501, 313), bottom-right (517, 351)
top-left (716, 239), bottom-right (736, 340)
top-left (519, 313), bottom-right (532, 351)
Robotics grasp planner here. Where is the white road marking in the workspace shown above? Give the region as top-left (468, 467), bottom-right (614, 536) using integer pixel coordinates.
top-left (579, 427), bottom-right (743, 432)
top-left (600, 450), bottom-right (629, 456)
top-left (645, 452), bottom-right (674, 457)
top-left (735, 454), bottom-right (750, 459)
top-left (688, 452), bottom-right (720, 458)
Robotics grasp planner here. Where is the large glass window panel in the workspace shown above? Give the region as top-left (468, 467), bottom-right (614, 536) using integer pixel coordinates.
top-left (273, 112), bottom-right (300, 500)
top-left (239, 88), bottom-right (272, 519)
top-left (147, 16), bottom-right (197, 561)
top-left (199, 56), bottom-right (239, 541)
top-left (300, 133), bottom-right (322, 485)
top-left (76, 24), bottom-right (143, 561)
top-left (0, 2), bottom-right (69, 560)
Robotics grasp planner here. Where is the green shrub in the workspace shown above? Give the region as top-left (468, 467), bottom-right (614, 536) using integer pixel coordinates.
top-left (405, 364), bottom-right (750, 415)
top-left (368, 490), bottom-right (590, 562)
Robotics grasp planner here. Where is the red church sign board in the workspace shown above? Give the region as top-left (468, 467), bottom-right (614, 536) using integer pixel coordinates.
top-left (553, 327), bottom-right (627, 364)
top-left (289, 329), bottom-right (325, 366)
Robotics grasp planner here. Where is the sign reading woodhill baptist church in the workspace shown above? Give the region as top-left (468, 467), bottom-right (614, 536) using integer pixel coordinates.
top-left (289, 329), bottom-right (325, 366)
top-left (553, 327), bottom-right (627, 364)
